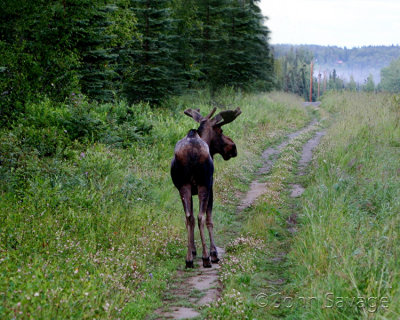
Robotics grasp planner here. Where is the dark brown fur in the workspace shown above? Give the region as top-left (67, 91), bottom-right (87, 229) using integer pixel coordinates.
top-left (171, 108), bottom-right (241, 268)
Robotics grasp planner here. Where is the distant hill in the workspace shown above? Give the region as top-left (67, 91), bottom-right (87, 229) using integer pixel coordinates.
top-left (273, 44), bottom-right (400, 83)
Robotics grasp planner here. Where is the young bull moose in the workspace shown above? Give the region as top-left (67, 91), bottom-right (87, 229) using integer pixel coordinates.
top-left (171, 107), bottom-right (241, 268)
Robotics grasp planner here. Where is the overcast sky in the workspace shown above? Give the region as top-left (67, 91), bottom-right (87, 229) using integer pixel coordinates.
top-left (259, 0), bottom-right (400, 48)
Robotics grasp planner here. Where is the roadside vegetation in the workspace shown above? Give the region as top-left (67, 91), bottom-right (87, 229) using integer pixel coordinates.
top-left (287, 92), bottom-right (400, 319)
top-left (0, 90), bottom-right (308, 319)
top-left (204, 91), bottom-right (400, 320)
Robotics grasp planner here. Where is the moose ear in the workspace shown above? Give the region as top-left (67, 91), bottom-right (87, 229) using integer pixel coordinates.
top-left (184, 108), bottom-right (204, 123)
top-left (211, 107), bottom-right (242, 126)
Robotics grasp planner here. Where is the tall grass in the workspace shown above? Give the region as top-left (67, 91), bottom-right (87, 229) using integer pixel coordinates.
top-left (0, 90), bottom-right (308, 319)
top-left (287, 92), bottom-right (400, 319)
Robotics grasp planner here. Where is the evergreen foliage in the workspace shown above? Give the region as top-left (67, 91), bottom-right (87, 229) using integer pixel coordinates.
top-left (218, 0), bottom-right (273, 90)
top-left (76, 3), bottom-right (119, 101)
top-left (380, 57), bottom-right (400, 93)
top-left (274, 47), bottom-right (315, 100)
top-left (123, 0), bottom-right (180, 104)
top-left (0, 0), bottom-right (274, 124)
top-left (193, 0), bottom-right (227, 88)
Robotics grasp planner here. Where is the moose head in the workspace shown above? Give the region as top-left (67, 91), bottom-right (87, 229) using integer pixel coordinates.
top-left (183, 107), bottom-right (242, 160)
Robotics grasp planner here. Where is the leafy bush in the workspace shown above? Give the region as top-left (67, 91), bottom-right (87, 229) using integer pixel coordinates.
top-left (0, 95), bottom-right (153, 195)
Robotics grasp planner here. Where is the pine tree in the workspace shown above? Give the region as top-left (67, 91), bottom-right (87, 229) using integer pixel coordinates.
top-left (348, 75), bottom-right (357, 91)
top-left (0, 0), bottom-right (81, 125)
top-left (194, 0), bottom-right (273, 91)
top-left (123, 0), bottom-right (179, 104)
top-left (74, 2), bottom-right (120, 101)
top-left (193, 0), bottom-right (227, 90)
top-left (170, 0), bottom-right (199, 88)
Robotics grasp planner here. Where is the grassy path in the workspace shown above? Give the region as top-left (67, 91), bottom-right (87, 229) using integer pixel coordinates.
top-left (153, 93), bottom-right (400, 319)
top-left (202, 105), bottom-right (327, 319)
top-left (0, 91), bottom-right (318, 319)
top-left (203, 92), bottom-right (400, 320)
top-left (154, 104), bottom-right (325, 319)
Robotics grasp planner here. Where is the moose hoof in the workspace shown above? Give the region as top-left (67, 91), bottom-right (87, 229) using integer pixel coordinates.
top-left (210, 252), bottom-right (220, 264)
top-left (202, 257), bottom-right (212, 268)
top-left (185, 260), bottom-right (194, 269)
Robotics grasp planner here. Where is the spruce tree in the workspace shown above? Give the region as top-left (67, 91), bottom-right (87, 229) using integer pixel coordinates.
top-left (124, 0), bottom-right (179, 104)
top-left (170, 0), bottom-right (199, 88)
top-left (193, 0), bottom-right (227, 90)
top-left (75, 2), bottom-right (119, 101)
top-left (194, 0), bottom-right (273, 91)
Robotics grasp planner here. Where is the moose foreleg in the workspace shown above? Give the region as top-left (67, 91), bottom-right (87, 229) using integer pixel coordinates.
top-left (198, 186), bottom-right (211, 268)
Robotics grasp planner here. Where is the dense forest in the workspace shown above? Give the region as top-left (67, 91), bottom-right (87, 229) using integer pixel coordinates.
top-left (0, 0), bottom-right (273, 127)
top-left (274, 44), bottom-right (400, 84)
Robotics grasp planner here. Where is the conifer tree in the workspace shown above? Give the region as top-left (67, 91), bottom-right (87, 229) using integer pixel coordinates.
top-left (170, 0), bottom-right (199, 88)
top-left (76, 3), bottom-right (119, 101)
top-left (193, 0), bottom-right (227, 89)
top-left (124, 0), bottom-right (179, 104)
top-left (230, 0), bottom-right (272, 90)
top-left (194, 0), bottom-right (273, 91)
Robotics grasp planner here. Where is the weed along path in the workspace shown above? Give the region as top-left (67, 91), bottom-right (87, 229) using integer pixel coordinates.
top-left (154, 110), bottom-right (326, 319)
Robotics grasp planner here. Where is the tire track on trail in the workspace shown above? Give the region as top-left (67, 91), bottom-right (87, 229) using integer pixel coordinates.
top-left (289, 130), bottom-right (326, 198)
top-left (266, 127), bottom-right (327, 313)
top-left (155, 119), bottom-right (322, 320)
top-left (238, 119), bottom-right (318, 211)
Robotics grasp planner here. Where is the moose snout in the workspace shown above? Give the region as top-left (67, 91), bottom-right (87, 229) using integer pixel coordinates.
top-left (223, 145), bottom-right (237, 160)
top-left (231, 146), bottom-right (237, 158)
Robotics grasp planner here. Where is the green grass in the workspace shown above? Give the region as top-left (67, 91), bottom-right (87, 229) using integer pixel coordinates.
top-left (205, 91), bottom-right (400, 320)
top-left (0, 89), bottom-right (309, 319)
top-left (286, 92), bottom-right (400, 319)
top-left (204, 116), bottom-right (323, 320)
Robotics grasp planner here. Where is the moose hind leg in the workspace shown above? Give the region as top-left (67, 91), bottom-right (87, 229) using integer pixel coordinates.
top-left (206, 188), bottom-right (219, 263)
top-left (198, 186), bottom-right (211, 268)
top-left (190, 197), bottom-right (196, 257)
top-left (179, 186), bottom-right (195, 268)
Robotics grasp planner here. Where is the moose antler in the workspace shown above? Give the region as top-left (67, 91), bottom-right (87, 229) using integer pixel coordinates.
top-left (205, 107), bottom-right (217, 119)
top-left (184, 107), bottom-right (241, 126)
top-left (211, 107), bottom-right (242, 126)
top-left (184, 108), bottom-right (204, 123)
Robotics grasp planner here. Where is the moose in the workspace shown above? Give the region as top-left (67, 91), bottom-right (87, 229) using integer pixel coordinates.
top-left (171, 107), bottom-right (241, 268)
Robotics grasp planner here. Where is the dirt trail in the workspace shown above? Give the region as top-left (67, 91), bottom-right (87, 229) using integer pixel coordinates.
top-left (155, 245), bottom-right (225, 319)
top-left (156, 118), bottom-right (325, 320)
top-left (238, 119), bottom-right (318, 211)
top-left (289, 130), bottom-right (325, 198)
top-left (274, 127), bottom-right (326, 288)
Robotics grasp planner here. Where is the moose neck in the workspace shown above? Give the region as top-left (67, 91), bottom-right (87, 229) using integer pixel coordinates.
top-left (197, 126), bottom-right (215, 157)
